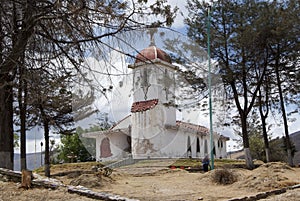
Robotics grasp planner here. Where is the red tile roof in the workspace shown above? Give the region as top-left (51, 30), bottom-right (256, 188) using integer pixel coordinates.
top-left (109, 115), bottom-right (131, 130)
top-left (135, 46), bottom-right (172, 64)
top-left (131, 99), bottom-right (159, 113)
top-left (176, 121), bottom-right (209, 134)
top-left (176, 121), bottom-right (230, 140)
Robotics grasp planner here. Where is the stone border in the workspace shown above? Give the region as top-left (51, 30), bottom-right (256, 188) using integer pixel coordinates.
top-left (67, 185), bottom-right (139, 201)
top-left (228, 184), bottom-right (300, 201)
top-left (0, 168), bottom-right (139, 201)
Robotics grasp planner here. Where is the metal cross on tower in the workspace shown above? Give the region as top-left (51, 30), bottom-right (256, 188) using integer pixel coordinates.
top-left (147, 28), bottom-right (158, 46)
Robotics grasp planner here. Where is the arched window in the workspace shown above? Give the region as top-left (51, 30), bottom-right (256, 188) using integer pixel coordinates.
top-left (196, 137), bottom-right (200, 153)
top-left (187, 136), bottom-right (192, 158)
top-left (213, 142), bottom-right (216, 155)
top-left (204, 139), bottom-right (208, 154)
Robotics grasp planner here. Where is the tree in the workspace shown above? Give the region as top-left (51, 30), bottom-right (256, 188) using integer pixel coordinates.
top-left (257, 76), bottom-right (271, 162)
top-left (186, 0), bottom-right (272, 169)
top-left (249, 132), bottom-right (265, 161)
top-left (233, 111), bottom-right (268, 162)
top-left (0, 0), bottom-right (177, 170)
top-left (27, 69), bottom-right (74, 177)
top-left (185, 0), bottom-right (300, 169)
top-left (57, 123), bottom-right (112, 163)
top-left (16, 59), bottom-right (29, 171)
top-left (267, 1), bottom-right (300, 166)
top-left (58, 132), bottom-right (91, 163)
top-left (247, 0), bottom-right (300, 166)
top-left (247, 111), bottom-right (270, 162)
top-left (58, 126), bottom-right (102, 163)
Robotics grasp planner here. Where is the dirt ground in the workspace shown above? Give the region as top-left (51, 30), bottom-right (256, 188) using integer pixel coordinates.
top-left (0, 181), bottom-right (98, 201)
top-left (1, 160), bottom-right (300, 201)
top-left (99, 161), bottom-right (300, 201)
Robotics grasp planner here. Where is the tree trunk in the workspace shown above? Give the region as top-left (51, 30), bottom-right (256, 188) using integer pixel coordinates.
top-left (19, 66), bottom-right (28, 171)
top-left (231, 80), bottom-right (255, 170)
top-left (287, 149), bottom-right (293, 166)
top-left (0, 1), bottom-right (14, 170)
top-left (44, 120), bottom-right (50, 177)
top-left (259, 101), bottom-right (270, 162)
top-left (275, 57), bottom-right (293, 166)
top-left (265, 148), bottom-right (270, 163)
top-left (241, 115), bottom-right (254, 169)
top-left (39, 103), bottom-right (50, 177)
top-left (0, 0), bottom-right (35, 171)
top-left (21, 169), bottom-right (32, 189)
top-left (261, 116), bottom-right (270, 162)
top-left (20, 104), bottom-right (27, 170)
top-left (258, 85), bottom-right (270, 162)
top-left (244, 148), bottom-right (254, 169)
top-left (0, 81), bottom-right (14, 170)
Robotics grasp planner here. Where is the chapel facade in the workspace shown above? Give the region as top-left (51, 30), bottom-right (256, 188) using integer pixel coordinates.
top-left (84, 44), bottom-right (229, 161)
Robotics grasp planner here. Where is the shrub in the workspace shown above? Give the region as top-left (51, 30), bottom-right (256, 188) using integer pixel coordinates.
top-left (211, 168), bottom-right (237, 185)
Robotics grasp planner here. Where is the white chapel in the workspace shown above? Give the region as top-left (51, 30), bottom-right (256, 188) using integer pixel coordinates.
top-left (84, 43), bottom-right (229, 161)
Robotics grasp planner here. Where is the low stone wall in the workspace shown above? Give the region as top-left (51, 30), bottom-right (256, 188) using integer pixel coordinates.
top-left (0, 168), bottom-right (22, 182)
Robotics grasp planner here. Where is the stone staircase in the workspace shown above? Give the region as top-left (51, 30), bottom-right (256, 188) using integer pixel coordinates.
top-left (104, 155), bottom-right (136, 169)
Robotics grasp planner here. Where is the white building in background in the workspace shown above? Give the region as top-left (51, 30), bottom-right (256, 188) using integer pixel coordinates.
top-left (84, 44), bottom-right (229, 161)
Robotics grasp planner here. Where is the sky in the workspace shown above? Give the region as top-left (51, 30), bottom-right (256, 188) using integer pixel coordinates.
top-left (18, 0), bottom-right (300, 155)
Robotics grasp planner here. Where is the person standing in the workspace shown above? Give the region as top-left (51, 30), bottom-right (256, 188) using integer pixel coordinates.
top-left (202, 155), bottom-right (210, 172)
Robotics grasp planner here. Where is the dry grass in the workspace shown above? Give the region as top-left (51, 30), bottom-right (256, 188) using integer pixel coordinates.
top-left (211, 168), bottom-right (238, 185)
top-left (33, 162), bottom-right (104, 174)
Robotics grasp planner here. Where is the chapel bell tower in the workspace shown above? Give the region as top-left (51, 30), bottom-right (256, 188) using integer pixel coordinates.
top-left (128, 31), bottom-right (177, 158)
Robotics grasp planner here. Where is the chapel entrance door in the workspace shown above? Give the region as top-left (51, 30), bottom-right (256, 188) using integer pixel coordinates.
top-left (100, 137), bottom-right (112, 158)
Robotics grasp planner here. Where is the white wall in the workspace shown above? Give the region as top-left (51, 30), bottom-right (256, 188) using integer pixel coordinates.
top-left (95, 132), bottom-right (130, 161)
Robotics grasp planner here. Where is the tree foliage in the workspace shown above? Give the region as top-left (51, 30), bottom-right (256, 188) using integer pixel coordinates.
top-left (58, 132), bottom-right (91, 163)
top-left (27, 70), bottom-right (74, 134)
top-left (14, 133), bottom-right (20, 148)
top-left (57, 125), bottom-right (107, 163)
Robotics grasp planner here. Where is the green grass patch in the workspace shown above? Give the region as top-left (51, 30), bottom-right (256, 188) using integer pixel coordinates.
top-left (170, 158), bottom-right (202, 168)
top-left (33, 161), bottom-right (105, 173)
top-left (170, 158), bottom-right (264, 169)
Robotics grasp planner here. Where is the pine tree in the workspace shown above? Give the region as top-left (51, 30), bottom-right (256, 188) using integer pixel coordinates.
top-left (27, 69), bottom-right (74, 177)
